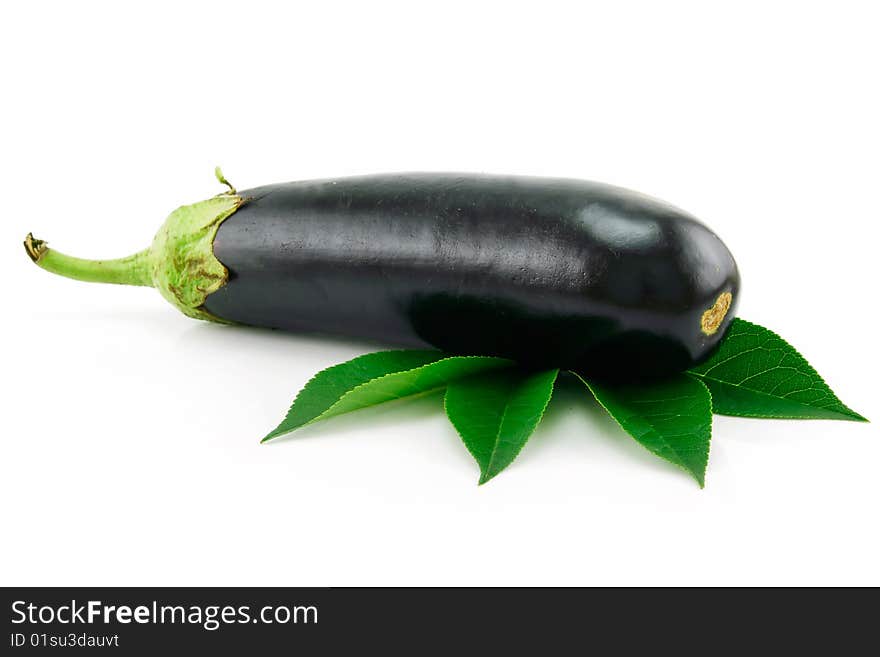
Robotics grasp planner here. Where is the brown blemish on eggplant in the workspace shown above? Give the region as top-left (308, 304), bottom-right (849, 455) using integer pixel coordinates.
top-left (701, 291), bottom-right (732, 336)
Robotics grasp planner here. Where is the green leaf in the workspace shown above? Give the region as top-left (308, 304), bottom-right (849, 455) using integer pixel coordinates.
top-left (263, 351), bottom-right (514, 442)
top-left (445, 368), bottom-right (558, 484)
top-left (688, 318), bottom-right (866, 421)
top-left (576, 373), bottom-right (713, 487)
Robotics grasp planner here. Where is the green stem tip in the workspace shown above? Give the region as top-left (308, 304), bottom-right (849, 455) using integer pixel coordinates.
top-left (24, 232), bottom-right (153, 287)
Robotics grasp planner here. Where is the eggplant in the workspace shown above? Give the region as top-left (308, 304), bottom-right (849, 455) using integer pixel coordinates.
top-left (24, 171), bottom-right (739, 377)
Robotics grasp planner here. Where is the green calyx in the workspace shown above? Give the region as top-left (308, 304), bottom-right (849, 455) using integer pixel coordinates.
top-left (24, 168), bottom-right (243, 323)
top-left (149, 190), bottom-right (242, 321)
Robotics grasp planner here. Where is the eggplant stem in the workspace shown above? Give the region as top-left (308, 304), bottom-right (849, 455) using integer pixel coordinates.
top-left (214, 166), bottom-right (236, 194)
top-left (23, 233), bottom-right (153, 287)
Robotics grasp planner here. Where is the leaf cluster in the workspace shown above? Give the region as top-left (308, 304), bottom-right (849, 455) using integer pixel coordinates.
top-left (262, 320), bottom-right (866, 486)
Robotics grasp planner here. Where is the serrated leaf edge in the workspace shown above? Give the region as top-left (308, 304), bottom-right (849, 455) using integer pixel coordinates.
top-left (261, 349), bottom-right (446, 442)
top-left (688, 318), bottom-right (867, 422)
top-left (692, 380), bottom-right (866, 422)
top-left (572, 372), bottom-right (713, 488)
top-left (262, 354), bottom-right (515, 442)
top-left (444, 369), bottom-right (559, 485)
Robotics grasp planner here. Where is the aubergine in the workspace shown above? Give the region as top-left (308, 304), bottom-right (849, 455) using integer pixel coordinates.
top-left (24, 170), bottom-right (739, 377)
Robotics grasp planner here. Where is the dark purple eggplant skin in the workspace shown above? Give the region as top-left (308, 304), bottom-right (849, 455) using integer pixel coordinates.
top-left (203, 173), bottom-right (739, 377)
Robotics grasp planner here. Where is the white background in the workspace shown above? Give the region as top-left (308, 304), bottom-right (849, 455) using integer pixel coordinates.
top-left (2, 1), bottom-right (877, 586)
